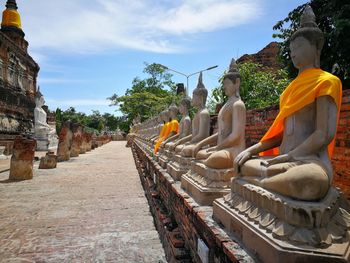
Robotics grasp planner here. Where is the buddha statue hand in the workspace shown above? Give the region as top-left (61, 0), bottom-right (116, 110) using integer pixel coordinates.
top-left (265, 153), bottom-right (293, 166)
top-left (193, 145), bottom-right (217, 158)
top-left (192, 145), bottom-right (201, 158)
top-left (234, 149), bottom-right (252, 173)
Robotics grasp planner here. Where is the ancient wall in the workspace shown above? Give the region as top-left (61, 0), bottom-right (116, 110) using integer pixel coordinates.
top-left (0, 31), bottom-right (39, 154)
top-left (237, 41), bottom-right (283, 72)
top-left (245, 89), bottom-right (350, 198)
top-left (131, 143), bottom-right (255, 263)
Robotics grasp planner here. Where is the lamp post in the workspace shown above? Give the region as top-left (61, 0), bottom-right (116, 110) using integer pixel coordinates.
top-left (159, 64), bottom-right (218, 96)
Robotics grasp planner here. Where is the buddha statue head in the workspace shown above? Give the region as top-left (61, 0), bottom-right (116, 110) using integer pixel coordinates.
top-left (290, 5), bottom-right (324, 70)
top-left (161, 110), bottom-right (169, 123)
top-left (223, 59), bottom-right (241, 98)
top-left (179, 95), bottom-right (191, 115)
top-left (192, 72), bottom-right (207, 109)
top-left (168, 102), bottom-right (178, 120)
top-left (35, 86), bottom-right (45, 107)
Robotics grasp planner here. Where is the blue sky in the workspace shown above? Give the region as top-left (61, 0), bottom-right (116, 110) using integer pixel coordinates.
top-left (16, 0), bottom-right (307, 116)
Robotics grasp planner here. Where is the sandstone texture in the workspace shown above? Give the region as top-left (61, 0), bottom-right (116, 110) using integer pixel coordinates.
top-left (0, 141), bottom-right (166, 262)
top-left (9, 135), bottom-right (36, 180)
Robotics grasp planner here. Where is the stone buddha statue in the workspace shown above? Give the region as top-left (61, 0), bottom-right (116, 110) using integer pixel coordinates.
top-left (192, 59), bottom-right (246, 169)
top-left (213, 8), bottom-right (349, 261)
top-left (175, 73), bottom-right (210, 157)
top-left (166, 96), bottom-right (192, 151)
top-left (159, 102), bottom-right (180, 147)
top-left (150, 113), bottom-right (166, 144)
top-left (34, 88), bottom-right (58, 150)
top-left (234, 5), bottom-right (343, 201)
top-left (181, 59), bottom-right (246, 205)
top-left (154, 110), bottom-right (171, 153)
top-left (159, 99), bottom-right (190, 168)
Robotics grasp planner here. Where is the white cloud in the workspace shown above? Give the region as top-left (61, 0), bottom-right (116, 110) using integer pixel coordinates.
top-left (19, 0), bottom-right (262, 55)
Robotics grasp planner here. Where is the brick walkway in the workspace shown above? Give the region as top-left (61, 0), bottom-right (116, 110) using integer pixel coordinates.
top-left (0, 141), bottom-right (166, 263)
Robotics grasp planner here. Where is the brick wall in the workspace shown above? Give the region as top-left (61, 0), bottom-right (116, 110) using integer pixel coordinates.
top-left (245, 89), bottom-right (350, 198)
top-left (132, 142), bottom-right (254, 263)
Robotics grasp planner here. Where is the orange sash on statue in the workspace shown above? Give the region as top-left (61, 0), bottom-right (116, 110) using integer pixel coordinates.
top-left (154, 120), bottom-right (179, 153)
top-left (169, 119), bottom-right (179, 134)
top-left (154, 122), bottom-right (169, 153)
top-left (260, 68), bottom-right (342, 157)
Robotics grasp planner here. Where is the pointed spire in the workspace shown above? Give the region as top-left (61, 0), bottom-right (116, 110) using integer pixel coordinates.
top-left (300, 5), bottom-right (317, 28)
top-left (6, 0), bottom-right (18, 10)
top-left (1, 0), bottom-right (22, 31)
top-left (229, 58), bottom-right (239, 73)
top-left (195, 72), bottom-right (206, 91)
top-left (224, 58), bottom-right (240, 80)
top-left (35, 86), bottom-right (43, 99)
top-left (198, 72), bottom-right (203, 85)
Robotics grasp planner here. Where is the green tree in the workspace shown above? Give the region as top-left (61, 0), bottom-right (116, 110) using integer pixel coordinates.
top-left (108, 62), bottom-right (178, 131)
top-left (208, 62), bottom-right (291, 112)
top-left (103, 113), bottom-right (119, 131)
top-left (273, 0), bottom-right (350, 87)
top-left (55, 108), bottom-right (121, 134)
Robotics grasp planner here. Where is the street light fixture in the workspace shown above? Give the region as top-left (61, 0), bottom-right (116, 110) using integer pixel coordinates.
top-left (159, 64), bottom-right (218, 96)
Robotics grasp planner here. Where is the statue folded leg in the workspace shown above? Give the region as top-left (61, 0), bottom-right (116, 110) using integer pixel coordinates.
top-left (240, 158), bottom-right (329, 201)
top-left (203, 149), bottom-right (234, 169)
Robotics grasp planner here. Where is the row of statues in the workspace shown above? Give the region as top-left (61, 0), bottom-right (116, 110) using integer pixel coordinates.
top-left (135, 5), bottom-right (343, 202)
top-left (130, 6), bottom-right (350, 262)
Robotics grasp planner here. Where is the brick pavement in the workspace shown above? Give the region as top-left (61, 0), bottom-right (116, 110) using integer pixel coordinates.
top-left (0, 141), bottom-right (166, 263)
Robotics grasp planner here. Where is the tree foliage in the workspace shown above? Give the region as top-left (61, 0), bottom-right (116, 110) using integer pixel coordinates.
top-left (208, 62), bottom-right (291, 112)
top-left (108, 62), bottom-right (179, 132)
top-left (273, 0), bottom-right (350, 87)
top-left (55, 107), bottom-right (121, 134)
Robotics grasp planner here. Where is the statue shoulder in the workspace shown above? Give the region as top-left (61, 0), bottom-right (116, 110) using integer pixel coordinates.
top-left (199, 108), bottom-right (210, 117)
top-left (233, 99), bottom-right (246, 111)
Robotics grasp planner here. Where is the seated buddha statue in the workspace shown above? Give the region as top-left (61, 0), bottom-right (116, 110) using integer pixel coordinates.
top-left (234, 6), bottom-right (342, 201)
top-left (154, 110), bottom-right (171, 153)
top-left (175, 73), bottom-right (210, 157)
top-left (192, 59), bottom-right (246, 169)
top-left (34, 89), bottom-right (58, 150)
top-left (160, 102), bottom-right (180, 147)
top-left (150, 113), bottom-right (166, 144)
top-left (165, 96), bottom-right (192, 151)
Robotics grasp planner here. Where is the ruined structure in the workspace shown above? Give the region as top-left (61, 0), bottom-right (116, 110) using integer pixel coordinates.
top-left (237, 41), bottom-right (283, 72)
top-left (0, 0), bottom-right (40, 154)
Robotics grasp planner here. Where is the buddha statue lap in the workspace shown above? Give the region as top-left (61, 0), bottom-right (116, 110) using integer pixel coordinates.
top-left (181, 59), bottom-right (246, 205)
top-left (213, 7), bottom-right (350, 263)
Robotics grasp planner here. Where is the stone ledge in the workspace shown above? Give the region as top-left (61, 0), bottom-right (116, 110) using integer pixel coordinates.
top-left (131, 140), bottom-right (255, 263)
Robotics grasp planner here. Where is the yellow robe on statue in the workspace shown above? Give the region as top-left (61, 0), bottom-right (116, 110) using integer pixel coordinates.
top-left (154, 119), bottom-right (179, 153)
top-left (260, 68), bottom-right (342, 157)
top-left (169, 119), bottom-right (179, 134)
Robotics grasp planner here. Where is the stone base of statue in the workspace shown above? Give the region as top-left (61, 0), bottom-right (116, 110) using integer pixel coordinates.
top-left (158, 149), bottom-right (173, 169)
top-left (35, 125), bottom-right (58, 151)
top-left (39, 151), bottom-right (57, 169)
top-left (181, 161), bottom-right (233, 205)
top-left (9, 136), bottom-right (36, 180)
top-left (36, 138), bottom-right (49, 151)
top-left (213, 178), bottom-right (350, 263)
top-left (167, 154), bottom-right (193, 181)
top-left (35, 136), bottom-right (58, 151)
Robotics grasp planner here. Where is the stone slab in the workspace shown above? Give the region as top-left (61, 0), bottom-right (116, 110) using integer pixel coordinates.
top-left (0, 141), bottom-right (166, 262)
top-left (181, 173), bottom-right (230, 206)
top-left (213, 197), bottom-right (350, 263)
